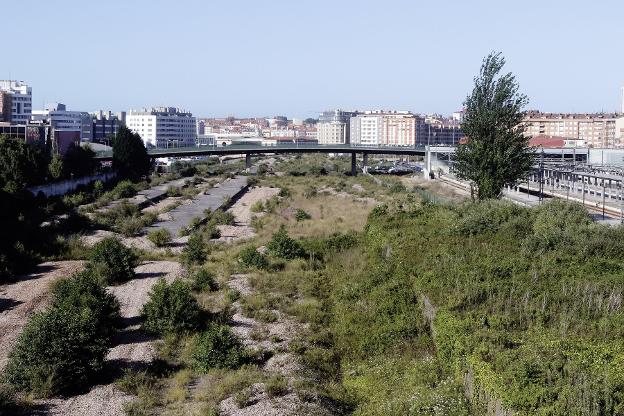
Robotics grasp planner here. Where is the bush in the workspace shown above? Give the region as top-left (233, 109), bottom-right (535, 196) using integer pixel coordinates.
top-left (89, 237), bottom-right (138, 284)
top-left (113, 180), bottom-right (137, 199)
top-left (278, 187), bottom-right (291, 198)
top-left (147, 228), bottom-right (172, 247)
top-left (182, 233), bottom-right (206, 265)
top-left (50, 269), bottom-right (121, 335)
top-left (5, 271), bottom-right (120, 396)
top-left (192, 323), bottom-right (245, 372)
top-left (265, 375), bottom-right (288, 397)
top-left (267, 226), bottom-right (306, 259)
top-left (193, 268), bottom-right (218, 292)
top-left (250, 201), bottom-right (264, 213)
top-left (210, 209), bottom-right (235, 225)
top-left (295, 208), bottom-right (311, 222)
top-left (141, 279), bottom-right (201, 335)
top-left (238, 246), bottom-right (270, 270)
top-left (117, 216), bottom-right (145, 237)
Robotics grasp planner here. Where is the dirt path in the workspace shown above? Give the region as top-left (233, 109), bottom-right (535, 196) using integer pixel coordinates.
top-left (0, 261), bottom-right (85, 372)
top-left (216, 275), bottom-right (331, 416)
top-left (216, 187), bottom-right (280, 243)
top-left (36, 261), bottom-right (184, 416)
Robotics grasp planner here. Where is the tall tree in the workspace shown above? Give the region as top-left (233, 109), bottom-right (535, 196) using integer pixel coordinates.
top-left (112, 126), bottom-right (151, 180)
top-left (63, 144), bottom-right (97, 178)
top-left (453, 52), bottom-right (534, 200)
top-left (0, 136), bottom-right (50, 193)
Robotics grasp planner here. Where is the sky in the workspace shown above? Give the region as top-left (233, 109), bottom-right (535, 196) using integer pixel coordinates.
top-left (3, 0), bottom-right (623, 119)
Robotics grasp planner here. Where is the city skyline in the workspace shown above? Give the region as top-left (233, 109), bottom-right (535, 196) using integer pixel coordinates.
top-left (3, 0), bottom-right (624, 118)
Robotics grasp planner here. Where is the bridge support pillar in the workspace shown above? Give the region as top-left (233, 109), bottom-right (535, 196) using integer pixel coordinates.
top-left (245, 153), bottom-right (252, 171)
top-left (363, 153), bottom-right (369, 174)
top-left (351, 152), bottom-right (357, 176)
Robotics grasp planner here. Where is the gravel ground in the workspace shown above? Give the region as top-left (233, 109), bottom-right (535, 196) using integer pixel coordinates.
top-left (0, 261), bottom-right (85, 372)
top-left (215, 187), bottom-right (280, 243)
top-left (106, 261), bottom-right (184, 366)
top-left (217, 275), bottom-right (329, 416)
top-left (317, 186), bottom-right (377, 205)
top-left (34, 261), bottom-right (184, 416)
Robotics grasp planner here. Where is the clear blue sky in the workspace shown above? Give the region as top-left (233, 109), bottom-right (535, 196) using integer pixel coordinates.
top-left (4, 0), bottom-right (623, 118)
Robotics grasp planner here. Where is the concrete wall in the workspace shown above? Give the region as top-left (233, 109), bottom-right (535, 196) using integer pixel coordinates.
top-left (28, 172), bottom-right (117, 197)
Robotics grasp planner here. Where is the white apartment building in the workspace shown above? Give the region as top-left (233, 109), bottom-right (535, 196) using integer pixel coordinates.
top-left (31, 103), bottom-right (92, 142)
top-left (317, 110), bottom-right (355, 144)
top-left (350, 111), bottom-right (417, 147)
top-left (127, 107), bottom-right (196, 148)
top-left (0, 80), bottom-right (32, 124)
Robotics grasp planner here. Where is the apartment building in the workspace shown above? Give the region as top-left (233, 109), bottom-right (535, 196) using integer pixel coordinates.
top-left (127, 107), bottom-right (196, 148)
top-left (350, 111), bottom-right (417, 147)
top-left (317, 109), bottom-right (356, 144)
top-left (0, 80), bottom-right (32, 124)
top-left (523, 111), bottom-right (624, 148)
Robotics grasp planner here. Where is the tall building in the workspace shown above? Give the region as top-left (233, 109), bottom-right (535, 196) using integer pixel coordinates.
top-left (0, 80), bottom-right (32, 124)
top-left (127, 107), bottom-right (196, 148)
top-left (317, 110), bottom-right (356, 144)
top-left (350, 111), bottom-right (417, 147)
top-left (523, 111), bottom-right (624, 148)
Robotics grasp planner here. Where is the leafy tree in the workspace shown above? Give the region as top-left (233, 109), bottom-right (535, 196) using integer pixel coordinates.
top-left (141, 278), bottom-right (201, 335)
top-left (453, 52), bottom-right (534, 200)
top-left (0, 136), bottom-right (49, 193)
top-left (112, 126), bottom-right (151, 180)
top-left (63, 144), bottom-right (97, 178)
top-left (48, 155), bottom-right (64, 180)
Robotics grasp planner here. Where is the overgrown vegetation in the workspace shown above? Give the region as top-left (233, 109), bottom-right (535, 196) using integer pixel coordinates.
top-left (89, 236), bottom-right (138, 284)
top-left (4, 269), bottom-right (120, 397)
top-left (142, 278), bottom-right (202, 335)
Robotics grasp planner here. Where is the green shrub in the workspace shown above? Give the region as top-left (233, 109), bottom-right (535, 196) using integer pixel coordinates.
top-left (294, 208), bottom-right (311, 222)
top-left (267, 225), bottom-right (306, 259)
top-left (147, 228), bottom-right (172, 247)
top-left (113, 180), bottom-right (137, 198)
top-left (192, 323), bottom-right (245, 372)
top-left (238, 246), bottom-right (269, 270)
top-left (278, 187), bottom-right (291, 198)
top-left (50, 269), bottom-right (121, 334)
top-left (5, 271), bottom-right (120, 396)
top-left (89, 237), bottom-right (137, 284)
top-left (166, 186), bottom-right (182, 197)
top-left (265, 375), bottom-right (288, 397)
top-left (210, 209), bottom-right (235, 225)
top-left (193, 268), bottom-right (218, 292)
top-left (250, 200), bottom-right (264, 213)
top-left (141, 279), bottom-right (201, 335)
top-left (117, 216), bottom-right (145, 237)
top-left (182, 233), bottom-right (206, 265)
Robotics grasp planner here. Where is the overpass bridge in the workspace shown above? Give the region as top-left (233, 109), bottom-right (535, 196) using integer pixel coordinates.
top-left (93, 144), bottom-right (589, 176)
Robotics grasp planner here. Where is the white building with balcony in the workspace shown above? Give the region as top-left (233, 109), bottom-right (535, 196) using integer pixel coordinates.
top-left (127, 107), bottom-right (196, 148)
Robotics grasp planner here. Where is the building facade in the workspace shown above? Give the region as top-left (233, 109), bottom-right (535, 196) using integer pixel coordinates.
top-left (317, 110), bottom-right (355, 144)
top-left (523, 112), bottom-right (624, 148)
top-left (350, 111), bottom-right (417, 147)
top-left (127, 107), bottom-right (196, 148)
top-left (32, 103), bottom-right (92, 142)
top-left (416, 116), bottom-right (464, 146)
top-left (91, 110), bottom-right (125, 143)
top-left (0, 80), bottom-right (32, 124)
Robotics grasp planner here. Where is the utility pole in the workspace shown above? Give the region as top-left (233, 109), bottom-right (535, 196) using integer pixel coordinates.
top-left (539, 149), bottom-right (544, 203)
